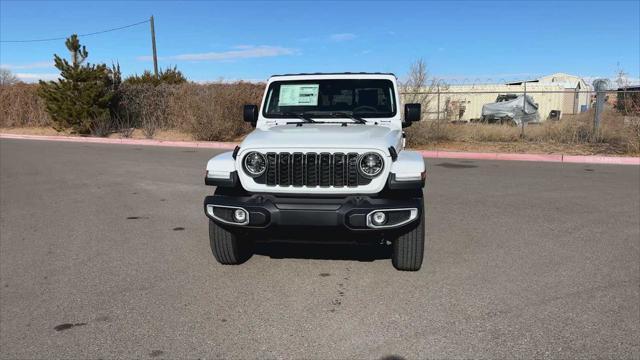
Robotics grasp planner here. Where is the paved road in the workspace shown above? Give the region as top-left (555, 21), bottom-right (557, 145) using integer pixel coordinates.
top-left (1, 138), bottom-right (638, 359)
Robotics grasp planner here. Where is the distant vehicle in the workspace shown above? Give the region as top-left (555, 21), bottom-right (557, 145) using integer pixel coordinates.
top-left (481, 94), bottom-right (540, 125)
top-left (495, 94), bottom-right (519, 103)
top-left (203, 73), bottom-right (426, 271)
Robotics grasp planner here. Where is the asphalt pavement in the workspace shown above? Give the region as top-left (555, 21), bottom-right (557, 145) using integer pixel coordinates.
top-left (1, 138), bottom-right (638, 359)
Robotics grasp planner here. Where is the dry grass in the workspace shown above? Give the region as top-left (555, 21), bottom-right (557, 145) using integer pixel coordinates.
top-left (406, 109), bottom-right (640, 155)
top-left (0, 84), bottom-right (51, 127)
top-left (0, 126), bottom-right (60, 136)
top-left (105, 129), bottom-right (193, 141)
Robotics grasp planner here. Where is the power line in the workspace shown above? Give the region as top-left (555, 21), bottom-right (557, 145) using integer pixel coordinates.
top-left (0, 19), bottom-right (150, 43)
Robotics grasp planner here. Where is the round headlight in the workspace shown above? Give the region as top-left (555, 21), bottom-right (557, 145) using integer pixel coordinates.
top-left (243, 151), bottom-right (266, 177)
top-left (358, 152), bottom-right (384, 178)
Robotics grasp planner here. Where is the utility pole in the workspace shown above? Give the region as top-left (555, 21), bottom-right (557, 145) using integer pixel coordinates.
top-left (521, 81), bottom-right (526, 138)
top-left (593, 79), bottom-right (607, 132)
top-left (436, 83), bottom-right (441, 140)
top-left (150, 15), bottom-right (159, 78)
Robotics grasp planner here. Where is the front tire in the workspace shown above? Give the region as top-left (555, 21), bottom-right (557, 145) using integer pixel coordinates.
top-left (390, 212), bottom-right (425, 271)
top-left (209, 220), bottom-right (252, 265)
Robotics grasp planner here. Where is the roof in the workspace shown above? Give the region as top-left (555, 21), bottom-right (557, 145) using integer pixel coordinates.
top-left (537, 73), bottom-right (587, 89)
top-left (617, 85), bottom-right (640, 91)
top-left (270, 72), bottom-right (396, 78)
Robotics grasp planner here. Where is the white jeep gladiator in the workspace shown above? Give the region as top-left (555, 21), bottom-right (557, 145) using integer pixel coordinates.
top-left (204, 73), bottom-right (426, 271)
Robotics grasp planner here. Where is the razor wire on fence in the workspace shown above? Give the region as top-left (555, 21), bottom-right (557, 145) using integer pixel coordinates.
top-left (399, 86), bottom-right (640, 143)
top-left (400, 89), bottom-right (640, 123)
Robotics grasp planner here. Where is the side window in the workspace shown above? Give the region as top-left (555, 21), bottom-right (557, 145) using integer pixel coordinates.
top-left (265, 88), bottom-right (275, 112)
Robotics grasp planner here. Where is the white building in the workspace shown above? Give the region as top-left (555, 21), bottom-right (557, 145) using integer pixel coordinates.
top-left (418, 73), bottom-right (591, 122)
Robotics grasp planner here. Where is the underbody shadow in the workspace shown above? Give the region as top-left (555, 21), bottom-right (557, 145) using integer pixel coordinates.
top-left (253, 241), bottom-right (392, 262)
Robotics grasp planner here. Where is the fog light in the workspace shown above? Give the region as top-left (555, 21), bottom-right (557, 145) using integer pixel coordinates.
top-left (372, 211), bottom-right (387, 226)
top-left (233, 209), bottom-right (247, 223)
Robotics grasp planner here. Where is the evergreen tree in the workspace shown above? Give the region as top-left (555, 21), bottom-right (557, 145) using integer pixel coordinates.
top-left (38, 34), bottom-right (116, 133)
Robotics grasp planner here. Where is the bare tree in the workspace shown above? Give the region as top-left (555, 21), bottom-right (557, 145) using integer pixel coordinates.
top-left (0, 68), bottom-right (19, 86)
top-left (614, 63), bottom-right (629, 89)
top-left (401, 59), bottom-right (446, 120)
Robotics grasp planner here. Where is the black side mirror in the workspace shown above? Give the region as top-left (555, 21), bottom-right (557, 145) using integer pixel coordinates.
top-left (243, 105), bottom-right (258, 127)
top-left (405, 103), bottom-right (421, 123)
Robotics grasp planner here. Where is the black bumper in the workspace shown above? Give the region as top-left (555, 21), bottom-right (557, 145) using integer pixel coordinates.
top-left (203, 193), bottom-right (423, 231)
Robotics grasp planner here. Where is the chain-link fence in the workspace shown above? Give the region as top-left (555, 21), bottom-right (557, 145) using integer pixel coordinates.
top-left (402, 86), bottom-right (640, 131)
top-left (399, 84), bottom-right (640, 154)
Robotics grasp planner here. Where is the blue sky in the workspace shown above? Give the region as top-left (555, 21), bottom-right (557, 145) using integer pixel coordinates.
top-left (1, 1), bottom-right (639, 83)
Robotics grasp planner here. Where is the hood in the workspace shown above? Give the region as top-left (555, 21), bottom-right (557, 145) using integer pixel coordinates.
top-left (240, 124), bottom-right (401, 151)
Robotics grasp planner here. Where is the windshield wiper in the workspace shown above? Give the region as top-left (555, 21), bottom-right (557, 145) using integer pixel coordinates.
top-left (281, 112), bottom-right (317, 123)
top-left (329, 112), bottom-right (367, 124)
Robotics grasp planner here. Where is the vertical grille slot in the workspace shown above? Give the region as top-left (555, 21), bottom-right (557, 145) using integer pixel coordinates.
top-left (319, 153), bottom-right (331, 187)
top-left (266, 153), bottom-right (277, 185)
top-left (292, 153), bottom-right (304, 186)
top-left (278, 152), bottom-right (291, 186)
top-left (306, 153), bottom-right (318, 187)
top-left (333, 153), bottom-right (345, 187)
top-left (347, 153), bottom-right (359, 187)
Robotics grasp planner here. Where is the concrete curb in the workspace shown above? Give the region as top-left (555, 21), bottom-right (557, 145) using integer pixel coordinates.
top-left (0, 133), bottom-right (237, 150)
top-left (2, 133), bottom-right (638, 165)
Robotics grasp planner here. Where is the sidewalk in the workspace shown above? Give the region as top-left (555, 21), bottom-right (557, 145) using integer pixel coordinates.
top-left (2, 133), bottom-right (638, 165)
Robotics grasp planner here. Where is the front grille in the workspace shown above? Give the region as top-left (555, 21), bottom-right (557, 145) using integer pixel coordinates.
top-left (256, 152), bottom-right (372, 187)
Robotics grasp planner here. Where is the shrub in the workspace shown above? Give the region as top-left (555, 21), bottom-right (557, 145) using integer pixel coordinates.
top-left (169, 82), bottom-right (263, 141)
top-left (0, 83), bottom-right (51, 127)
top-left (117, 84), bottom-right (174, 138)
top-left (123, 66), bottom-right (187, 86)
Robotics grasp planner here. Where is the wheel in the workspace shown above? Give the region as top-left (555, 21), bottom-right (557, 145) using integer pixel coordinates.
top-left (390, 211), bottom-right (425, 271)
top-left (209, 220), bottom-right (252, 265)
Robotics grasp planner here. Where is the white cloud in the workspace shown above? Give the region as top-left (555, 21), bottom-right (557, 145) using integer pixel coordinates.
top-left (1, 61), bottom-right (53, 70)
top-left (329, 33), bottom-right (357, 42)
top-left (15, 72), bottom-right (59, 82)
top-left (138, 45), bottom-right (296, 62)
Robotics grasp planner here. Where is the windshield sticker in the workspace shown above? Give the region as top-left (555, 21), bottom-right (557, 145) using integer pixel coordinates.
top-left (278, 84), bottom-right (319, 106)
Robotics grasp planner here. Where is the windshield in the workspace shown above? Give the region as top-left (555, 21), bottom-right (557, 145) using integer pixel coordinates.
top-left (263, 79), bottom-right (396, 119)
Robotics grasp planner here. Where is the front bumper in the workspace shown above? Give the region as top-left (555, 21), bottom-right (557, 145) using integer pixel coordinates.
top-left (203, 193), bottom-right (423, 231)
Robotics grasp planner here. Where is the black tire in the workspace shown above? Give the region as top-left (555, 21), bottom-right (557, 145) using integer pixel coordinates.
top-left (391, 212), bottom-right (425, 271)
top-left (209, 220), bottom-right (252, 265)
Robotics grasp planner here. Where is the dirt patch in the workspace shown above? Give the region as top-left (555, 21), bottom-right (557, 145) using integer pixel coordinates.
top-left (0, 127), bottom-right (62, 136)
top-left (106, 129), bottom-right (193, 141)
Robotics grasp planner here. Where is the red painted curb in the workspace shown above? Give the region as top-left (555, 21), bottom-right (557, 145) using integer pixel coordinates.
top-left (1, 133), bottom-right (638, 165)
top-left (562, 155), bottom-right (640, 165)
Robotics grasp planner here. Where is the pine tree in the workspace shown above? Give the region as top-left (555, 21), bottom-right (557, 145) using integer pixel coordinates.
top-left (38, 35), bottom-right (116, 133)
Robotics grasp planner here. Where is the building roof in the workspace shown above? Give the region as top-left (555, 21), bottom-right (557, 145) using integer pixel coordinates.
top-left (617, 85), bottom-right (640, 91)
top-left (537, 73), bottom-right (587, 89)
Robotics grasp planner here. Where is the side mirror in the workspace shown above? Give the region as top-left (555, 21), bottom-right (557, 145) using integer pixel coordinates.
top-left (243, 105), bottom-right (258, 127)
top-left (404, 103), bottom-right (421, 123)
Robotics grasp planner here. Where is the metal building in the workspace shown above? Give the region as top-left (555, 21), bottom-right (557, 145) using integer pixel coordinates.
top-left (420, 73), bottom-right (591, 122)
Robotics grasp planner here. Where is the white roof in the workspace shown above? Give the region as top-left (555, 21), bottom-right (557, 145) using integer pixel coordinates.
top-left (537, 73), bottom-right (587, 89)
top-left (268, 73), bottom-right (397, 82)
